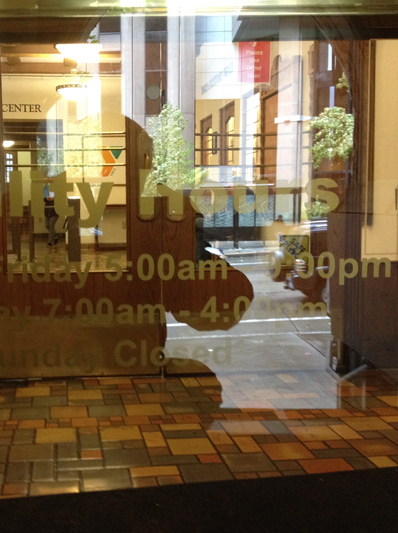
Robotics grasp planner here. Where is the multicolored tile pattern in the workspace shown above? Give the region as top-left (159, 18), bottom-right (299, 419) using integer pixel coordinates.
top-left (0, 369), bottom-right (398, 497)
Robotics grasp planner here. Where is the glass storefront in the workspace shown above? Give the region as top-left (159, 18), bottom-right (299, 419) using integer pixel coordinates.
top-left (0, 2), bottom-right (396, 389)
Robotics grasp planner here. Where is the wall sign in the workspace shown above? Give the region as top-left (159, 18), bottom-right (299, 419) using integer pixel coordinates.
top-left (238, 41), bottom-right (270, 83)
top-left (2, 104), bottom-right (42, 113)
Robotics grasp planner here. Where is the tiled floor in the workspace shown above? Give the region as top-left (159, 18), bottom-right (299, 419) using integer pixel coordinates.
top-left (0, 368), bottom-right (398, 498)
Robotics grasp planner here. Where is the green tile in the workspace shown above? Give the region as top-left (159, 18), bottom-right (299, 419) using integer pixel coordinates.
top-left (163, 403), bottom-right (202, 414)
top-left (88, 405), bottom-right (126, 418)
top-left (5, 462), bottom-right (30, 482)
top-left (345, 457), bottom-right (376, 470)
top-left (0, 445), bottom-right (9, 462)
top-left (274, 460), bottom-right (301, 471)
top-left (80, 434), bottom-right (101, 450)
top-left (151, 455), bottom-right (199, 466)
top-left (13, 429), bottom-right (35, 444)
top-left (30, 481), bottom-right (79, 496)
top-left (162, 430), bottom-right (207, 439)
top-left (11, 407), bottom-right (50, 420)
top-left (9, 444), bottom-right (54, 462)
top-left (58, 460), bottom-right (104, 471)
top-left (103, 448), bottom-right (150, 468)
top-left (261, 421), bottom-right (293, 435)
top-left (179, 464), bottom-right (233, 483)
top-left (313, 449), bottom-right (362, 459)
top-left (58, 443), bottom-right (78, 461)
top-left (222, 453), bottom-right (276, 473)
top-left (32, 461), bottom-right (54, 481)
top-left (33, 396), bottom-right (68, 407)
top-left (82, 469), bottom-right (132, 492)
top-left (57, 471), bottom-right (80, 481)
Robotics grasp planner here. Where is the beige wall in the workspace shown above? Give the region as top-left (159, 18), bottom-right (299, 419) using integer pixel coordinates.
top-left (362, 40), bottom-right (398, 260)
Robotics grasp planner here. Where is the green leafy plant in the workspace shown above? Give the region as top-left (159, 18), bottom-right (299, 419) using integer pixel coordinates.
top-left (304, 195), bottom-right (330, 219)
top-left (309, 74), bottom-right (353, 169)
top-left (309, 107), bottom-right (354, 169)
top-left (143, 103), bottom-right (206, 195)
top-left (336, 72), bottom-right (349, 90)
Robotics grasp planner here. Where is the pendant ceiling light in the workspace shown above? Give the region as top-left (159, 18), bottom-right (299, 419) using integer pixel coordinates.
top-left (56, 69), bottom-right (88, 101)
top-left (56, 83), bottom-right (87, 101)
top-left (55, 43), bottom-right (103, 62)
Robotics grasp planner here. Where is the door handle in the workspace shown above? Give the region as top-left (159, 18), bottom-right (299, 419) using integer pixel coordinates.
top-left (395, 186), bottom-right (398, 210)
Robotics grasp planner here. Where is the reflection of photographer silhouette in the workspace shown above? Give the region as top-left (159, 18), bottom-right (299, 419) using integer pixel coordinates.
top-left (138, 184), bottom-right (254, 374)
top-left (132, 120), bottom-right (254, 374)
top-left (271, 214), bottom-right (286, 240)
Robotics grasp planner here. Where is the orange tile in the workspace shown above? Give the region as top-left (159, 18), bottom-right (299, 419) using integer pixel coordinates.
top-left (289, 425), bottom-right (341, 442)
top-left (206, 430), bottom-right (233, 446)
top-left (261, 442), bottom-right (315, 461)
top-left (305, 442), bottom-right (328, 450)
top-left (376, 396), bottom-right (398, 407)
top-left (130, 466), bottom-right (179, 477)
top-left (381, 416), bottom-right (398, 423)
top-left (368, 456), bottom-right (397, 468)
top-left (143, 432), bottom-right (167, 448)
top-left (19, 419), bottom-right (46, 429)
top-left (329, 424), bottom-right (363, 440)
top-left (348, 438), bottom-right (398, 456)
top-left (198, 454), bottom-right (222, 463)
top-left (71, 418), bottom-right (98, 428)
top-left (235, 473), bottom-right (258, 480)
top-left (81, 450), bottom-right (102, 459)
top-left (233, 436), bottom-right (262, 453)
top-left (167, 438), bottom-right (216, 455)
top-left (341, 417), bottom-right (392, 432)
top-left (299, 458), bottom-right (354, 474)
top-left (372, 407), bottom-right (398, 416)
top-left (2, 483), bottom-right (28, 495)
top-left (173, 415), bottom-right (202, 424)
top-left (322, 409), bottom-right (354, 418)
top-left (275, 411), bottom-right (303, 420)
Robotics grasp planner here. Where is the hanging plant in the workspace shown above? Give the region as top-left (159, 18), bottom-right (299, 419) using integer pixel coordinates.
top-left (143, 103), bottom-right (206, 195)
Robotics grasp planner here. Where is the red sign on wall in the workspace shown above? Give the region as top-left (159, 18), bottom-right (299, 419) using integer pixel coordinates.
top-left (238, 41), bottom-right (270, 83)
